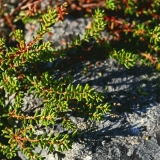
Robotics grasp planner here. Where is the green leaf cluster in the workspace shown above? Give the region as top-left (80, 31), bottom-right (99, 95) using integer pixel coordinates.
top-left (110, 49), bottom-right (137, 69)
top-left (0, 3), bottom-right (110, 160)
top-left (83, 8), bottom-right (107, 41)
top-left (0, 0), bottom-right (160, 159)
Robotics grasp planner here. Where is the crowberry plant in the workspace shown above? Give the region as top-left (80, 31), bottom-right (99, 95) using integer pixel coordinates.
top-left (0, 0), bottom-right (160, 159)
top-left (0, 2), bottom-right (110, 159)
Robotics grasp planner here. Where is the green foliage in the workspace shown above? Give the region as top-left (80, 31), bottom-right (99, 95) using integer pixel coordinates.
top-left (84, 8), bottom-right (107, 40)
top-left (104, 0), bottom-right (160, 70)
top-left (110, 49), bottom-right (137, 69)
top-left (0, 0), bottom-right (160, 159)
top-left (149, 25), bottom-right (160, 46)
top-left (106, 0), bottom-right (115, 10)
top-left (0, 3), bottom-right (110, 160)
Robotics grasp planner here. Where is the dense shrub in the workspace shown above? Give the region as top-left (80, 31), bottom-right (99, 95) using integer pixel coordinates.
top-left (0, 0), bottom-right (160, 159)
top-left (0, 2), bottom-right (110, 159)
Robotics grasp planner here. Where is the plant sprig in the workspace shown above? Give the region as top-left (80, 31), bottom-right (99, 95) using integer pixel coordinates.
top-left (0, 3), bottom-right (111, 159)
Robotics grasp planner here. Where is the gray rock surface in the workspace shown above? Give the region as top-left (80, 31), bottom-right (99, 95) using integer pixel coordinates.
top-left (58, 60), bottom-right (160, 160)
top-left (17, 57), bottom-right (160, 160)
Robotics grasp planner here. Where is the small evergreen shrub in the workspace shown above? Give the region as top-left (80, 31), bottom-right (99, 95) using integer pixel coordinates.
top-left (104, 0), bottom-right (160, 70)
top-left (0, 2), bottom-right (111, 159)
top-left (0, 0), bottom-right (160, 159)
